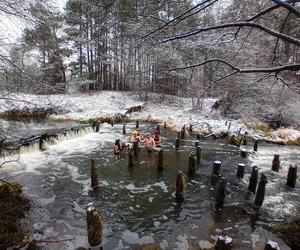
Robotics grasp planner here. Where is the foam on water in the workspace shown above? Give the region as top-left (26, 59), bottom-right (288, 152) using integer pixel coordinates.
top-left (250, 144), bottom-right (300, 176)
top-left (1, 126), bottom-right (99, 173)
top-left (20, 142), bottom-right (40, 154)
top-left (263, 192), bottom-right (297, 218)
top-left (1, 124), bottom-right (116, 175)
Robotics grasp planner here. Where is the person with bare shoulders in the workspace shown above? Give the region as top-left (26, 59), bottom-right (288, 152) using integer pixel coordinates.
top-left (131, 130), bottom-right (140, 142)
top-left (145, 133), bottom-right (155, 153)
top-left (113, 139), bottom-right (122, 159)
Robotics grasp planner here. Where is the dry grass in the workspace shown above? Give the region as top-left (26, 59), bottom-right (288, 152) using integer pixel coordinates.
top-left (0, 107), bottom-right (61, 121)
top-left (0, 181), bottom-right (31, 250)
top-left (241, 118), bottom-right (271, 134)
top-left (273, 129), bottom-right (300, 146)
top-left (273, 218), bottom-right (300, 250)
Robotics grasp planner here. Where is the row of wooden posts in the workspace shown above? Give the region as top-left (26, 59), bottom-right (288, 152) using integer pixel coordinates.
top-left (241, 142), bottom-right (297, 189)
top-left (86, 122), bottom-right (297, 250)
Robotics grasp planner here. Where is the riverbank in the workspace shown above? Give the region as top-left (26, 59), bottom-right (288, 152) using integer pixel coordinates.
top-left (0, 180), bottom-right (31, 249)
top-left (0, 91), bottom-right (299, 145)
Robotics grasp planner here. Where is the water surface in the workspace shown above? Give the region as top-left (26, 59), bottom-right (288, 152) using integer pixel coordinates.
top-left (1, 122), bottom-right (299, 249)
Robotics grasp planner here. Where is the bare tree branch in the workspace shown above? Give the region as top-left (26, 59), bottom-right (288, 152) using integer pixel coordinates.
top-left (272, 10), bottom-right (292, 63)
top-left (161, 22), bottom-right (300, 46)
top-left (196, 71), bottom-right (239, 107)
top-left (167, 58), bottom-right (300, 73)
top-left (246, 0), bottom-right (299, 22)
top-left (270, 0), bottom-right (300, 17)
top-left (246, 4), bottom-right (279, 22)
top-left (141, 0), bottom-right (218, 39)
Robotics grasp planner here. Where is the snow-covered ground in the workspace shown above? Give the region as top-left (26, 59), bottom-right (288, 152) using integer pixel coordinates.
top-left (0, 91), bottom-right (143, 119)
top-left (0, 91), bottom-right (299, 145)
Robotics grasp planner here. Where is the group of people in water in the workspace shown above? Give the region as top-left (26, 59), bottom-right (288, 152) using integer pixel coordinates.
top-left (113, 125), bottom-right (162, 158)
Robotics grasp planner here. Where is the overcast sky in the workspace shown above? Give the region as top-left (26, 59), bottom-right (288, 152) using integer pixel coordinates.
top-left (0, 0), bottom-right (67, 44)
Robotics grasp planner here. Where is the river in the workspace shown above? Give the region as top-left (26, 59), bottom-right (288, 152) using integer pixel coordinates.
top-left (0, 121), bottom-right (299, 249)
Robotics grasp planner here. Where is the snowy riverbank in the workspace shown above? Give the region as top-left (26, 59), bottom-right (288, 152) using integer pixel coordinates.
top-left (1, 91), bottom-right (299, 145)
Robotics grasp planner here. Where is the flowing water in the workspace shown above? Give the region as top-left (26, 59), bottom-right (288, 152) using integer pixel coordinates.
top-left (1, 121), bottom-right (299, 250)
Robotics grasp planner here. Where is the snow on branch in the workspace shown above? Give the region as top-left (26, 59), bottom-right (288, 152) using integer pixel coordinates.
top-left (167, 59), bottom-right (300, 73)
top-left (161, 22), bottom-right (300, 46)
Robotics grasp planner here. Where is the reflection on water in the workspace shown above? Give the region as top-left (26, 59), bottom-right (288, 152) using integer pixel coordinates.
top-left (1, 122), bottom-right (299, 249)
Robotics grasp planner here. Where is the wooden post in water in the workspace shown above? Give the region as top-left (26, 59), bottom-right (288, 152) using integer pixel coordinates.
top-left (242, 132), bottom-right (248, 145)
top-left (122, 123), bottom-right (126, 135)
top-left (177, 131), bottom-right (181, 139)
top-left (196, 146), bottom-right (202, 165)
top-left (188, 152), bottom-right (196, 177)
top-left (215, 234), bottom-right (232, 250)
top-left (286, 164), bottom-right (297, 188)
top-left (213, 161), bottom-right (221, 175)
top-left (86, 203), bottom-right (103, 248)
top-left (39, 133), bottom-right (47, 151)
top-left (195, 140), bottom-right (199, 147)
top-left (255, 173), bottom-right (267, 206)
top-left (90, 159), bottom-right (98, 187)
top-left (241, 149), bottom-right (247, 158)
top-left (163, 122), bottom-right (167, 129)
top-left (175, 170), bottom-right (186, 203)
top-left (215, 176), bottom-right (227, 209)
top-left (248, 166), bottom-right (258, 193)
top-left (236, 163), bottom-right (245, 178)
top-left (136, 120), bottom-right (139, 129)
top-left (264, 240), bottom-right (280, 250)
top-left (133, 140), bottom-right (139, 158)
top-left (271, 155), bottom-right (280, 172)
top-left (228, 122), bottom-right (231, 131)
top-left (196, 134), bottom-right (201, 140)
top-left (128, 148), bottom-right (134, 168)
top-left (110, 117), bottom-right (114, 126)
top-left (237, 127), bottom-right (242, 138)
top-left (253, 140), bottom-right (258, 152)
top-left (180, 125), bottom-right (185, 139)
top-left (95, 122), bottom-right (100, 132)
top-left (156, 124), bottom-right (160, 134)
top-left (175, 138), bottom-right (180, 151)
top-left (157, 149), bottom-right (164, 171)
top-left (189, 125), bottom-right (193, 134)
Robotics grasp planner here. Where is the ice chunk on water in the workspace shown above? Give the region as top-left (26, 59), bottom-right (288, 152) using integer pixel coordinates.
top-left (161, 215), bottom-right (168, 220)
top-left (100, 180), bottom-right (109, 186)
top-left (72, 201), bottom-right (85, 215)
top-left (160, 240), bottom-right (169, 249)
top-left (198, 240), bottom-right (214, 249)
top-left (121, 230), bottom-right (154, 245)
top-left (174, 234), bottom-right (189, 250)
top-left (154, 221), bottom-right (160, 227)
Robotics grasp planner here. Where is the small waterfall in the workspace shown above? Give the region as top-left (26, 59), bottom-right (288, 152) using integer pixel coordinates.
top-left (20, 142), bottom-right (40, 154)
top-left (1, 126), bottom-right (94, 158)
top-left (44, 126), bottom-right (94, 147)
